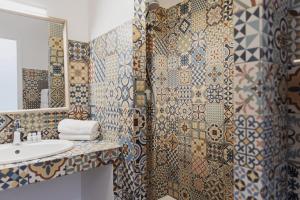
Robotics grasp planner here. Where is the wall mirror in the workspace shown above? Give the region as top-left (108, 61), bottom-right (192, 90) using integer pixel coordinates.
top-left (0, 8), bottom-right (69, 113)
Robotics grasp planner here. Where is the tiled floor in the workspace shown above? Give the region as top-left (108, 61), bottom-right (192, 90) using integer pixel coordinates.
top-left (159, 196), bottom-right (176, 200)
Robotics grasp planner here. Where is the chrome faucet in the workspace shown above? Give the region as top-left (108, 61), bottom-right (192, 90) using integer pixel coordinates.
top-left (13, 120), bottom-right (22, 145)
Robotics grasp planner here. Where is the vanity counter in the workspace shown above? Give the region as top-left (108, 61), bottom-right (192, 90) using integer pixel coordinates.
top-left (0, 140), bottom-right (122, 191)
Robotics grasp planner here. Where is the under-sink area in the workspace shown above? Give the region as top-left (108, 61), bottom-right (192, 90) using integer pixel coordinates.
top-left (0, 0), bottom-right (299, 200)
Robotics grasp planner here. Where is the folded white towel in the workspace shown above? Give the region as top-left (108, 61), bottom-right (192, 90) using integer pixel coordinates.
top-left (40, 89), bottom-right (49, 108)
top-left (59, 133), bottom-right (98, 141)
top-left (58, 119), bottom-right (99, 135)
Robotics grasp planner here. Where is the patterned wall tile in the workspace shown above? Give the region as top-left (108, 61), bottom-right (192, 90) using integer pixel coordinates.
top-left (287, 114), bottom-right (300, 198)
top-left (287, 9), bottom-right (300, 197)
top-left (234, 165), bottom-right (264, 199)
top-left (0, 168), bottom-right (19, 190)
top-left (0, 40), bottom-right (90, 145)
top-left (70, 84), bottom-right (89, 106)
top-left (233, 0), bottom-right (264, 13)
top-left (234, 115), bottom-right (265, 170)
top-left (69, 40), bottom-right (90, 62)
top-left (234, 6), bottom-right (263, 63)
top-left (232, 1), bottom-right (290, 198)
top-left (23, 69), bottom-right (48, 109)
top-left (28, 159), bottom-right (66, 183)
top-left (148, 0), bottom-right (234, 199)
top-left (49, 37), bottom-right (63, 50)
top-left (68, 105), bottom-right (90, 120)
top-left (49, 75), bottom-right (65, 108)
top-left (287, 68), bottom-right (300, 113)
top-left (49, 22), bottom-right (64, 38)
top-left (65, 153), bottom-right (100, 174)
top-left (234, 62), bottom-right (269, 116)
top-left (89, 19), bottom-right (138, 198)
top-left (69, 61), bottom-right (89, 84)
top-left (0, 115), bottom-right (13, 132)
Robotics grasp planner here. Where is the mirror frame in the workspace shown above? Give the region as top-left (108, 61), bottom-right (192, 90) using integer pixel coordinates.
top-left (0, 8), bottom-right (70, 114)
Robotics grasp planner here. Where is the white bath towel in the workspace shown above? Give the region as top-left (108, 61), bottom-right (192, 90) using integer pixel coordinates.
top-left (59, 133), bottom-right (98, 141)
top-left (58, 119), bottom-right (99, 135)
top-left (40, 89), bottom-right (49, 108)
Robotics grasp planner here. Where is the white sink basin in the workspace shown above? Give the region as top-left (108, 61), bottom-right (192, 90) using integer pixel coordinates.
top-left (0, 140), bottom-right (74, 165)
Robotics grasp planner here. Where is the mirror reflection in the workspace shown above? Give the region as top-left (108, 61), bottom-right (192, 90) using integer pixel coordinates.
top-left (0, 10), bottom-right (66, 112)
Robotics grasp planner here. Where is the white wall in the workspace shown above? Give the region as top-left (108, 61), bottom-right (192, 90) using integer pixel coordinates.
top-left (0, 10), bottom-right (49, 109)
top-left (88, 0), bottom-right (134, 40)
top-left (10, 0), bottom-right (90, 42)
top-left (9, 0), bottom-right (135, 41)
top-left (0, 10), bottom-right (49, 69)
top-left (0, 38), bottom-right (18, 111)
top-left (82, 165), bottom-right (113, 200)
top-left (0, 165), bottom-right (113, 200)
top-left (0, 173), bottom-right (82, 200)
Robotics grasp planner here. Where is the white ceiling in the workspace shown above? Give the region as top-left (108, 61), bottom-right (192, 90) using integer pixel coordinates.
top-left (158, 0), bottom-right (181, 8)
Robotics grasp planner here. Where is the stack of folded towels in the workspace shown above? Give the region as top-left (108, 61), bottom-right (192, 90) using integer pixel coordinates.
top-left (58, 119), bottom-right (99, 141)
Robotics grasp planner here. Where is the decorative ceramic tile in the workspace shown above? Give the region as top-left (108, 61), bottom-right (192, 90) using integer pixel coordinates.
top-left (206, 84), bottom-right (224, 103)
top-left (149, 0), bottom-right (235, 198)
top-left (206, 4), bottom-right (223, 26)
top-left (68, 40), bottom-right (90, 62)
top-left (234, 115), bottom-right (265, 170)
top-left (105, 30), bottom-right (118, 56)
top-left (18, 165), bottom-right (29, 186)
top-left (234, 62), bottom-right (269, 116)
top-left (177, 33), bottom-right (192, 54)
top-left (41, 128), bottom-right (59, 139)
top-left (234, 6), bottom-right (263, 63)
top-left (65, 153), bottom-right (100, 174)
top-left (49, 37), bottom-right (63, 50)
top-left (0, 168), bottom-right (19, 190)
top-left (23, 68), bottom-right (48, 109)
top-left (105, 54), bottom-right (119, 81)
top-left (49, 22), bottom-right (64, 38)
top-left (50, 49), bottom-right (64, 67)
top-left (234, 165), bottom-right (264, 199)
top-left (70, 84), bottom-right (89, 106)
top-left (49, 75), bottom-right (65, 108)
top-left (223, 0), bottom-right (233, 21)
top-left (68, 105), bottom-right (90, 120)
top-left (28, 159), bottom-right (66, 183)
top-left (0, 115), bottom-right (13, 132)
top-left (69, 61), bottom-right (89, 84)
top-left (0, 141), bottom-right (122, 195)
top-left (43, 112), bottom-right (66, 130)
top-left (233, 0), bottom-right (264, 13)
top-left (191, 0), bottom-right (206, 13)
top-left (191, 8), bottom-right (207, 32)
top-left (206, 103), bottom-right (224, 126)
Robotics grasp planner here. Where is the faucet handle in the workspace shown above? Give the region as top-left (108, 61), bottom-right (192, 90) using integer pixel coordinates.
top-left (13, 119), bottom-right (21, 132)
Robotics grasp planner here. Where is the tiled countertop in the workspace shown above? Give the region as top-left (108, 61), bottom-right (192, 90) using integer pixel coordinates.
top-left (0, 140), bottom-right (122, 191)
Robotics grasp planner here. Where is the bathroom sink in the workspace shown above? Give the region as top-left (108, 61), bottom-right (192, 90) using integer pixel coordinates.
top-left (0, 140), bottom-right (74, 165)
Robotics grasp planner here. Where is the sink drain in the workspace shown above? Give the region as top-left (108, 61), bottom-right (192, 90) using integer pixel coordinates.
top-left (14, 150), bottom-right (20, 154)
